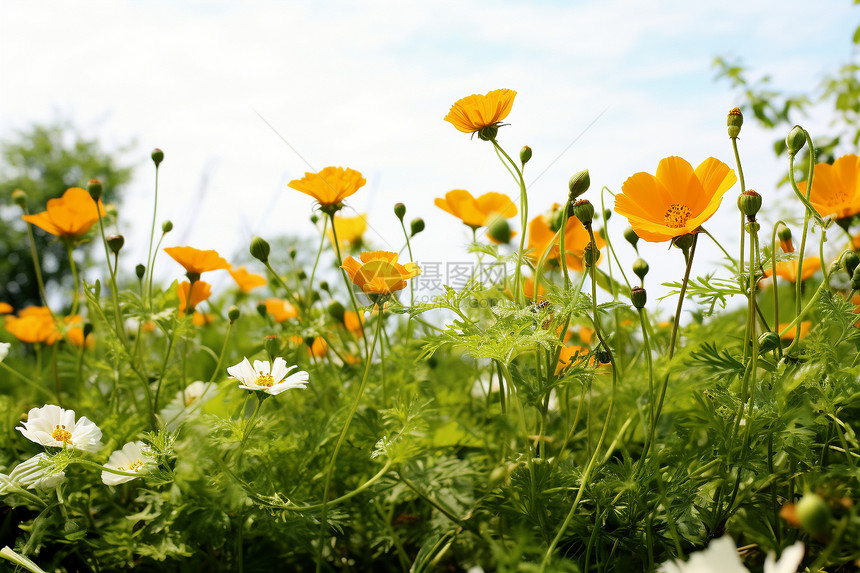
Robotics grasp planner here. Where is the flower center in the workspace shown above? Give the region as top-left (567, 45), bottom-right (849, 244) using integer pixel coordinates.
top-left (664, 204), bottom-right (692, 228)
top-left (51, 424), bottom-right (72, 445)
top-left (118, 459), bottom-right (144, 472)
top-left (256, 370), bottom-right (274, 387)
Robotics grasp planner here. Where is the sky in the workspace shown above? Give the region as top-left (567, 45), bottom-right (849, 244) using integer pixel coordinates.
top-left (0, 0), bottom-right (857, 317)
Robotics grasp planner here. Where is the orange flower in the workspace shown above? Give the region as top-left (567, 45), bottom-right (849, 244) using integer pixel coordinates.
top-left (435, 190), bottom-right (517, 229)
top-left (192, 312), bottom-right (216, 327)
top-left (779, 321), bottom-right (811, 341)
top-left (326, 214), bottom-right (367, 248)
top-left (444, 89), bottom-right (517, 134)
top-left (341, 251), bottom-right (421, 296)
top-left (523, 276), bottom-right (546, 302)
top-left (265, 298), bottom-right (298, 322)
top-left (288, 167), bottom-right (366, 207)
top-left (0, 302), bottom-right (12, 314)
top-left (763, 257), bottom-right (821, 283)
top-left (343, 310), bottom-right (365, 337)
top-left (579, 326), bottom-right (594, 345)
top-left (228, 266), bottom-right (266, 293)
top-left (164, 246), bottom-right (230, 275)
top-left (21, 187), bottom-right (106, 239)
top-left (5, 307), bottom-right (60, 345)
top-left (527, 207), bottom-right (604, 271)
top-left (800, 154), bottom-right (860, 219)
top-left (615, 157), bottom-right (736, 242)
top-left (65, 315), bottom-right (93, 349)
top-left (556, 345), bottom-right (589, 375)
top-left (290, 336), bottom-right (328, 358)
top-left (177, 281), bottom-right (212, 316)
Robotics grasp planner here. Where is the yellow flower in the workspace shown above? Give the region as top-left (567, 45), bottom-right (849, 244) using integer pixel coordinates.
top-left (21, 187), bottom-right (106, 239)
top-left (444, 89), bottom-right (517, 135)
top-left (763, 257), bottom-right (821, 283)
top-left (800, 154), bottom-right (860, 219)
top-left (779, 321), bottom-right (811, 341)
top-left (343, 310), bottom-right (365, 338)
top-left (527, 207), bottom-right (603, 271)
top-left (164, 246), bottom-right (230, 275)
top-left (0, 302), bottom-right (12, 314)
top-left (288, 167), bottom-right (366, 208)
top-left (326, 214), bottom-right (367, 248)
top-left (64, 315), bottom-right (93, 348)
top-left (4, 307), bottom-right (60, 345)
top-left (228, 266), bottom-right (266, 293)
top-left (192, 312), bottom-right (216, 327)
top-left (177, 281), bottom-right (212, 316)
top-left (434, 190), bottom-right (517, 229)
top-left (555, 345), bottom-right (588, 375)
top-left (615, 157), bottom-right (736, 242)
top-left (265, 298), bottom-right (298, 323)
top-left (291, 336), bottom-right (328, 358)
top-left (341, 251), bottom-right (421, 296)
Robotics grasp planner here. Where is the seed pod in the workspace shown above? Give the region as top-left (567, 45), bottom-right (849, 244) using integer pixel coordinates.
top-left (631, 286), bottom-right (647, 309)
top-left (738, 190), bottom-right (762, 220)
top-left (573, 199), bottom-right (594, 226)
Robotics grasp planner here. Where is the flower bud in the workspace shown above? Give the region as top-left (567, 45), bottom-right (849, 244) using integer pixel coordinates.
top-left (228, 305), bottom-right (240, 322)
top-left (594, 347), bottom-right (611, 365)
top-left (328, 300), bottom-right (346, 322)
top-left (852, 267), bottom-right (860, 291)
top-left (250, 236), bottom-right (270, 264)
top-left (633, 258), bottom-right (649, 281)
top-left (87, 179), bottom-right (103, 201)
top-left (288, 247), bottom-right (297, 260)
top-left (394, 202), bottom-right (406, 221)
top-left (256, 301), bottom-right (268, 319)
top-left (602, 209), bottom-right (612, 221)
top-left (83, 322), bottom-right (94, 339)
top-left (162, 220), bottom-right (173, 233)
top-left (786, 126), bottom-right (806, 156)
top-left (410, 218), bottom-right (425, 237)
top-left (106, 234), bottom-right (124, 254)
top-left (727, 107), bottom-right (743, 138)
top-left (135, 264), bottom-right (146, 280)
top-left (151, 148), bottom-right (164, 167)
top-left (796, 493), bottom-right (830, 535)
top-left (778, 225), bottom-right (794, 253)
top-left (487, 216), bottom-right (512, 244)
top-left (631, 286), bottom-right (647, 309)
top-left (310, 214), bottom-right (319, 225)
top-left (320, 281), bottom-right (330, 293)
top-left (478, 125), bottom-right (498, 141)
top-left (738, 190), bottom-right (762, 220)
top-left (568, 169), bottom-right (590, 200)
top-left (758, 331), bottom-right (780, 354)
top-left (583, 242), bottom-right (599, 267)
top-left (843, 251), bottom-right (859, 278)
top-left (624, 226), bottom-right (640, 250)
top-left (573, 199), bottom-right (594, 226)
top-left (520, 146), bottom-right (532, 164)
top-left (12, 189), bottom-right (27, 208)
top-left (297, 270), bottom-right (307, 281)
top-left (263, 335), bottom-right (281, 361)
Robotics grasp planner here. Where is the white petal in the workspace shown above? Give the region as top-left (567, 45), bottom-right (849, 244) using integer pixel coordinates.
top-left (764, 542), bottom-right (804, 573)
top-left (252, 360), bottom-right (271, 377)
top-left (270, 357), bottom-right (290, 383)
top-left (227, 358), bottom-right (255, 383)
top-left (0, 342), bottom-right (10, 362)
top-left (237, 384), bottom-right (263, 392)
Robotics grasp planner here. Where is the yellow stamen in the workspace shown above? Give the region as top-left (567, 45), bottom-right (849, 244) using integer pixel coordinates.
top-left (128, 459), bottom-right (144, 472)
top-left (664, 204), bottom-right (692, 228)
top-left (256, 370), bottom-right (274, 387)
top-left (51, 424), bottom-right (72, 445)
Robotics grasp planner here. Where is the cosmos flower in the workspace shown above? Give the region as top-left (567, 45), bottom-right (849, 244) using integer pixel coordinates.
top-left (265, 298), bottom-right (298, 322)
top-left (177, 280), bottom-right (212, 316)
top-left (800, 154), bottom-right (860, 219)
top-left (527, 207), bottom-right (603, 271)
top-left (658, 535), bottom-right (804, 573)
top-left (288, 167), bottom-right (366, 207)
top-left (0, 342), bottom-right (9, 362)
top-left (227, 357), bottom-right (309, 395)
top-left (163, 246), bottom-right (230, 275)
top-left (158, 381), bottom-right (218, 431)
top-left (763, 258), bottom-right (821, 283)
top-left (434, 190), bottom-right (517, 229)
top-left (21, 187), bottom-right (106, 239)
top-left (17, 404), bottom-right (102, 452)
top-left (327, 213), bottom-right (368, 249)
top-left (341, 251), bottom-right (421, 296)
top-left (4, 307), bottom-right (60, 345)
top-left (228, 266), bottom-right (267, 293)
top-left (101, 441), bottom-right (155, 486)
top-left (444, 89), bottom-right (517, 135)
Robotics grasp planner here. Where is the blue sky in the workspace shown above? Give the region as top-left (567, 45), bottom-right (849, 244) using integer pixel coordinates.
top-left (1, 0), bottom-right (857, 314)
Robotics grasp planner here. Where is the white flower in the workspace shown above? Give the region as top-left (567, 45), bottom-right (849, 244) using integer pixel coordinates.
top-left (659, 537), bottom-right (805, 573)
top-left (227, 357), bottom-right (308, 395)
top-left (102, 441), bottom-right (154, 486)
top-left (16, 404), bottom-right (102, 452)
top-left (764, 542), bottom-right (804, 573)
top-left (2, 453), bottom-right (67, 491)
top-left (158, 381), bottom-right (218, 431)
top-left (0, 342), bottom-right (10, 362)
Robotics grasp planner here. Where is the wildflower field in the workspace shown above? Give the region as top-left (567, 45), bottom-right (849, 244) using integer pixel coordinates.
top-left (1, 87), bottom-right (860, 573)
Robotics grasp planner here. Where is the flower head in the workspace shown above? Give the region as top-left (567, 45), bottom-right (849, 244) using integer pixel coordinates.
top-left (163, 246), bottom-right (230, 275)
top-left (288, 166), bottom-right (366, 208)
top-left (343, 310), bottom-right (365, 337)
top-left (265, 298), bottom-right (298, 322)
top-left (159, 381), bottom-right (218, 431)
top-left (227, 357), bottom-right (309, 395)
top-left (527, 207), bottom-right (604, 271)
top-left (800, 154), bottom-right (860, 219)
top-left (435, 190), bottom-right (517, 229)
top-left (556, 346), bottom-right (588, 375)
top-left (444, 89), bottom-right (517, 135)
top-left (615, 157), bottom-right (737, 242)
top-left (17, 404), bottom-right (102, 452)
top-left (4, 307), bottom-right (60, 345)
top-left (228, 266), bottom-right (267, 293)
top-left (102, 441), bottom-right (155, 486)
top-left (177, 280), bottom-right (212, 316)
top-left (21, 187), bottom-right (106, 239)
top-left (341, 251), bottom-right (421, 297)
top-left (291, 336), bottom-right (328, 357)
top-left (64, 315), bottom-right (93, 349)
top-left (327, 213), bottom-right (368, 249)
top-left (763, 257), bottom-right (821, 283)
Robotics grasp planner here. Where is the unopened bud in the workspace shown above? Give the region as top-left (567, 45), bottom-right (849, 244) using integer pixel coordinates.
top-left (256, 301), bottom-right (267, 319)
top-left (394, 203), bottom-right (406, 221)
top-left (162, 220), bottom-right (173, 233)
top-left (583, 242), bottom-right (599, 267)
top-left (602, 209), bottom-right (611, 221)
top-left (573, 199), bottom-right (594, 226)
top-left (852, 267), bottom-right (860, 291)
top-left (297, 270), bottom-right (307, 281)
top-left (228, 305), bottom-right (240, 322)
top-left (778, 225), bottom-right (792, 242)
top-left (289, 247), bottom-right (297, 260)
top-left (727, 107), bottom-right (743, 138)
top-left (328, 300), bottom-right (346, 322)
top-left (83, 322), bottom-right (94, 339)
top-left (478, 125), bottom-right (498, 141)
top-left (320, 281), bottom-right (330, 292)
top-left (12, 189), bottom-right (27, 208)
top-left (594, 347), bottom-right (611, 365)
top-left (151, 148), bottom-right (164, 167)
top-left (758, 332), bottom-right (780, 354)
top-left (844, 251), bottom-right (859, 278)
top-left (250, 236), bottom-right (270, 264)
top-left (631, 286), bottom-right (647, 309)
top-left (87, 179), bottom-right (103, 201)
top-left (624, 226), bottom-right (640, 250)
top-left (796, 493), bottom-right (831, 535)
top-left (135, 264), bottom-right (146, 280)
top-left (106, 234), bottom-right (124, 254)
top-left (520, 146), bottom-right (532, 164)
top-left (263, 335), bottom-right (280, 361)
top-left (738, 190), bottom-right (762, 220)
top-left (310, 214), bottom-right (319, 225)
top-left (487, 216), bottom-right (512, 244)
top-left (568, 169), bottom-right (590, 200)
top-left (633, 258), bottom-right (649, 281)
top-left (410, 218), bottom-right (425, 237)
top-left (786, 126), bottom-right (806, 156)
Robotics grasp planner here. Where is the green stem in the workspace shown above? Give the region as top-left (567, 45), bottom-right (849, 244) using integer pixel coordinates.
top-left (329, 213), bottom-right (370, 358)
top-left (210, 321), bottom-right (234, 382)
top-left (65, 242), bottom-right (80, 316)
top-left (146, 164), bottom-right (160, 312)
top-left (306, 216), bottom-right (328, 315)
top-left (491, 139), bottom-right (528, 306)
top-left (21, 207), bottom-right (52, 313)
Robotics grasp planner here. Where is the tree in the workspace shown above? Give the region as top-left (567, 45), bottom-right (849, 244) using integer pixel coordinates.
top-left (0, 120), bottom-right (134, 310)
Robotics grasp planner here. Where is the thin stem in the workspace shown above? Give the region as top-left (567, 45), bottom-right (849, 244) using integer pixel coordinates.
top-left (146, 164), bottom-right (161, 312)
top-left (491, 140), bottom-right (528, 306)
top-left (329, 213), bottom-right (369, 358)
top-left (306, 217), bottom-right (328, 314)
top-left (65, 242), bottom-right (80, 316)
top-left (210, 321), bottom-right (234, 382)
top-left (21, 206), bottom-right (52, 312)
